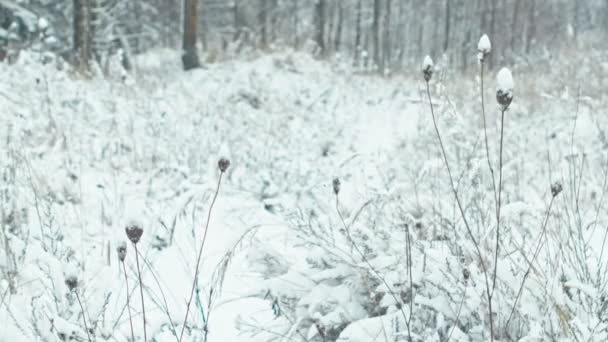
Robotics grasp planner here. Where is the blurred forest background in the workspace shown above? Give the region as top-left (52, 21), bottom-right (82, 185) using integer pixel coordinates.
top-left (2, 0), bottom-right (608, 74)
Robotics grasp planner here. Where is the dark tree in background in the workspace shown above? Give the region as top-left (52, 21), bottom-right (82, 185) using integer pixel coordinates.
top-left (73, 0), bottom-right (92, 72)
top-left (182, 0), bottom-right (201, 70)
top-left (2, 0), bottom-right (608, 74)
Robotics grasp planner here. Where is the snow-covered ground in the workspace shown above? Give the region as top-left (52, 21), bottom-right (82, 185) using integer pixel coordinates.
top-left (1, 49), bottom-right (608, 341)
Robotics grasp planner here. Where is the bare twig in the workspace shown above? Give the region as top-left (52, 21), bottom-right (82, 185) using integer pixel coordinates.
top-left (425, 80), bottom-right (494, 341)
top-left (75, 291), bottom-right (92, 342)
top-left (133, 243), bottom-right (147, 341)
top-left (179, 168), bottom-right (225, 341)
top-left (121, 260), bottom-right (136, 342)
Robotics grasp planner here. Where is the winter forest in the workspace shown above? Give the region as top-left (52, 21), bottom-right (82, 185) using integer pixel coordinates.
top-left (2, 0), bottom-right (608, 341)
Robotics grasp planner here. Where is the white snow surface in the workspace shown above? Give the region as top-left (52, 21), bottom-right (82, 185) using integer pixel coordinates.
top-left (1, 49), bottom-right (608, 342)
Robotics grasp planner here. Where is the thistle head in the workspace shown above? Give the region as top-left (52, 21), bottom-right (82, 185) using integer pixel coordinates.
top-left (117, 241), bottom-right (127, 262)
top-left (332, 178), bottom-right (341, 195)
top-left (218, 158), bottom-right (230, 173)
top-left (496, 67), bottom-right (514, 110)
top-left (65, 275), bottom-right (78, 291)
top-left (125, 221), bottom-right (144, 244)
top-left (551, 182), bottom-right (563, 197)
top-left (422, 55), bottom-right (434, 82)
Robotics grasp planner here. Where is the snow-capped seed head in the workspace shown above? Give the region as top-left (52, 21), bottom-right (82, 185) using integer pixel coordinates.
top-left (218, 158), bottom-right (230, 173)
top-left (551, 182), bottom-right (563, 197)
top-left (332, 178), bottom-right (341, 195)
top-left (125, 221), bottom-right (144, 244)
top-left (65, 276), bottom-right (78, 291)
top-left (496, 67), bottom-right (514, 109)
top-left (422, 55), bottom-right (434, 82)
top-left (117, 241), bottom-right (127, 262)
top-left (477, 34), bottom-right (491, 61)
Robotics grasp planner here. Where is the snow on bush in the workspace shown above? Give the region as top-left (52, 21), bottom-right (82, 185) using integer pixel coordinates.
top-left (2, 46), bottom-right (608, 342)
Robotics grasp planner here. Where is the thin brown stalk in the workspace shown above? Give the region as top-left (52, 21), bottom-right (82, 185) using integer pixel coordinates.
top-left (75, 291), bottom-right (92, 342)
top-left (121, 261), bottom-right (136, 342)
top-left (425, 80), bottom-right (494, 341)
top-left (504, 196), bottom-right (555, 332)
top-left (179, 172), bottom-right (224, 341)
top-left (133, 243), bottom-right (147, 342)
top-left (480, 61), bottom-right (499, 207)
top-left (492, 108), bottom-right (506, 295)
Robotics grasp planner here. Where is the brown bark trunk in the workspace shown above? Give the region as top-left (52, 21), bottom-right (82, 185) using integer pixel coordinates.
top-left (73, 0), bottom-right (92, 73)
top-left (372, 0), bottom-right (381, 70)
top-left (182, 0), bottom-right (201, 70)
top-left (314, 0), bottom-right (326, 54)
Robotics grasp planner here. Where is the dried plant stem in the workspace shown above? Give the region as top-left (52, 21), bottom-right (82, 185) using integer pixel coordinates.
top-left (492, 108), bottom-right (506, 295)
top-left (121, 261), bottom-right (136, 342)
top-left (446, 285), bottom-right (467, 342)
top-left (335, 195), bottom-right (411, 340)
top-left (133, 243), bottom-right (147, 342)
top-left (179, 172), bottom-right (224, 342)
top-left (75, 291), bottom-right (92, 342)
top-left (504, 196), bottom-right (555, 332)
top-left (480, 61), bottom-right (499, 207)
top-left (425, 80), bottom-right (494, 341)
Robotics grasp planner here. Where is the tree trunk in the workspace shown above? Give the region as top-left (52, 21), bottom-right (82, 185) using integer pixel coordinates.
top-left (335, 2), bottom-right (343, 52)
top-left (511, 0), bottom-right (521, 51)
top-left (182, 0), bottom-right (201, 70)
top-left (443, 0), bottom-right (450, 52)
top-left (259, 0), bottom-right (267, 48)
top-left (314, 0), bottom-right (326, 54)
top-left (383, 0), bottom-right (391, 72)
top-left (372, 0), bottom-right (381, 70)
top-left (353, 0), bottom-right (362, 66)
top-left (525, 0), bottom-right (536, 54)
top-left (489, 0), bottom-right (496, 68)
top-left (233, 0), bottom-right (239, 41)
top-left (294, 0), bottom-right (299, 48)
top-left (73, 0), bottom-right (92, 73)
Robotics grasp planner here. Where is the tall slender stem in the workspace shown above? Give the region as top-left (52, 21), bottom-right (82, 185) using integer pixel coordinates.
top-left (134, 244), bottom-right (147, 342)
top-left (492, 109), bottom-right (506, 295)
top-left (179, 172), bottom-right (224, 341)
top-left (425, 80), bottom-right (494, 341)
top-left (75, 291), bottom-right (92, 342)
top-left (121, 261), bottom-right (136, 342)
top-left (504, 196), bottom-right (555, 332)
top-left (480, 61), bottom-right (499, 208)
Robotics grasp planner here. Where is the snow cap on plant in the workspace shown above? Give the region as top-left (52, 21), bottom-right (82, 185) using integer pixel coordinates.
top-left (551, 182), bottom-right (563, 197)
top-left (125, 221), bottom-right (144, 244)
top-left (332, 178), bottom-right (341, 195)
top-left (477, 34), bottom-right (491, 62)
top-left (218, 158), bottom-right (230, 173)
top-left (117, 241), bottom-right (127, 262)
top-left (422, 55), bottom-right (434, 82)
top-left (496, 67), bottom-right (514, 109)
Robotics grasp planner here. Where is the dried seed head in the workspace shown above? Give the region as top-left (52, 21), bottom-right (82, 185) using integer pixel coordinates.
top-left (496, 67), bottom-right (514, 110)
top-left (218, 158), bottom-right (230, 173)
top-left (422, 55), bottom-right (434, 82)
top-left (463, 268), bottom-right (470, 281)
top-left (65, 275), bottom-right (78, 291)
top-left (125, 222), bottom-right (144, 244)
top-left (332, 178), bottom-right (341, 195)
top-left (551, 182), bottom-right (563, 197)
top-left (117, 241), bottom-right (127, 262)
